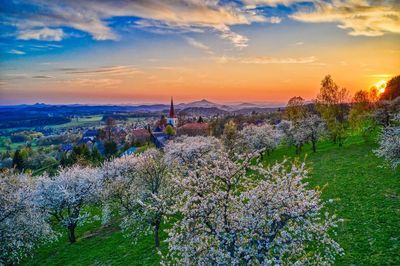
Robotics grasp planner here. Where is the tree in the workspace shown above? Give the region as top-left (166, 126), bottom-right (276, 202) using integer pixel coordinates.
top-left (104, 117), bottom-right (116, 142)
top-left (374, 113), bottom-right (400, 168)
top-left (380, 75), bottom-right (400, 101)
top-left (0, 170), bottom-right (54, 265)
top-left (12, 149), bottom-right (24, 171)
top-left (102, 149), bottom-right (173, 248)
top-left (165, 150), bottom-right (343, 265)
top-left (104, 140), bottom-right (118, 158)
top-left (240, 123), bottom-right (281, 158)
top-left (70, 144), bottom-right (92, 165)
top-left (304, 115), bottom-right (326, 152)
top-left (316, 75), bottom-right (349, 147)
top-left (34, 165), bottom-right (101, 243)
top-left (278, 120), bottom-right (309, 154)
top-left (285, 96), bottom-right (307, 122)
top-left (165, 124), bottom-right (176, 136)
top-left (164, 136), bottom-right (222, 167)
top-left (222, 120), bottom-right (240, 157)
top-left (119, 149), bottom-right (172, 248)
top-left (349, 90), bottom-right (377, 142)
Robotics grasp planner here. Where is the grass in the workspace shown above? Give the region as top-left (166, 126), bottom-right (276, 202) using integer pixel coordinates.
top-left (22, 136), bottom-right (399, 265)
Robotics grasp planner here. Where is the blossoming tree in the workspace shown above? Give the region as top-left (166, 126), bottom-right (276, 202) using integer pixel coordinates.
top-left (165, 150), bottom-right (343, 265)
top-left (102, 149), bottom-right (173, 248)
top-left (240, 123), bottom-right (281, 158)
top-left (1, 170), bottom-right (54, 264)
top-left (375, 113), bottom-right (400, 168)
top-left (34, 165), bottom-right (102, 243)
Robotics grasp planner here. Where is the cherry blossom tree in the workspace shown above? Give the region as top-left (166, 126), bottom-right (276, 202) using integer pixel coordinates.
top-left (119, 149), bottom-right (172, 248)
top-left (278, 120), bottom-right (309, 154)
top-left (240, 123), bottom-right (281, 158)
top-left (102, 149), bottom-right (173, 248)
top-left (303, 115), bottom-right (326, 152)
top-left (165, 151), bottom-right (343, 265)
top-left (374, 113), bottom-right (400, 168)
top-left (164, 135), bottom-right (222, 167)
top-left (1, 170), bottom-right (54, 265)
top-left (34, 165), bottom-right (102, 243)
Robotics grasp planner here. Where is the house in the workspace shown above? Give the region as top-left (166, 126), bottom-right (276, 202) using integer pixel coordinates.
top-left (127, 128), bottom-right (151, 145)
top-left (177, 122), bottom-right (210, 136)
top-left (121, 147), bottom-right (138, 156)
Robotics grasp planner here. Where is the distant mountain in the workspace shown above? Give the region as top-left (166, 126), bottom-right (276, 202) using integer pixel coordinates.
top-left (179, 107), bottom-right (228, 116)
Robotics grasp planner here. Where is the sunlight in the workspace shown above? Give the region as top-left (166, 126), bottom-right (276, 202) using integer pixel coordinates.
top-left (375, 80), bottom-right (387, 94)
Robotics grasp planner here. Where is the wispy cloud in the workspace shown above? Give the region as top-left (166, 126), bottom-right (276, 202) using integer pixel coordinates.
top-left (290, 0), bottom-right (400, 37)
top-left (184, 37), bottom-right (214, 55)
top-left (8, 49), bottom-right (25, 55)
top-left (60, 65), bottom-right (141, 76)
top-left (32, 75), bottom-right (53, 79)
top-left (216, 55), bottom-right (317, 64)
top-left (63, 78), bottom-right (122, 88)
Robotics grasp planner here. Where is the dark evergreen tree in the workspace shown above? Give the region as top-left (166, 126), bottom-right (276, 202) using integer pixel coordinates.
top-left (12, 150), bottom-right (24, 171)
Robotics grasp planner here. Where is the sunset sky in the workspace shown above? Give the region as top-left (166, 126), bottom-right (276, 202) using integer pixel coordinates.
top-left (1, 0), bottom-right (399, 105)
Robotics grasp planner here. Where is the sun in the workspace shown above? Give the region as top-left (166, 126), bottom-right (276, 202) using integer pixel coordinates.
top-left (375, 80), bottom-right (387, 94)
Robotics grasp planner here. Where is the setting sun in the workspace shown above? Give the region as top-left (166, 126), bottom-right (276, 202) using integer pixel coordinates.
top-left (375, 80), bottom-right (387, 94)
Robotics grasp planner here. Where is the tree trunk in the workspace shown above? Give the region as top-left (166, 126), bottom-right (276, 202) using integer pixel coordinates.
top-left (67, 224), bottom-right (76, 243)
top-left (312, 141), bottom-right (316, 153)
top-left (154, 222), bottom-right (160, 248)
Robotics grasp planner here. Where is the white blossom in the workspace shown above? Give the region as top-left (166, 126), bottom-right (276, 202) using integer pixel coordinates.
top-left (0, 170), bottom-right (55, 264)
top-left (34, 165), bottom-right (102, 243)
top-left (240, 123), bottom-right (282, 157)
top-left (374, 113), bottom-right (400, 168)
top-left (102, 149), bottom-right (173, 247)
top-left (165, 150), bottom-right (343, 265)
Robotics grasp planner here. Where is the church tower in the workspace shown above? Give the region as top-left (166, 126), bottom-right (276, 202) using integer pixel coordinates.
top-left (167, 97), bottom-right (178, 127)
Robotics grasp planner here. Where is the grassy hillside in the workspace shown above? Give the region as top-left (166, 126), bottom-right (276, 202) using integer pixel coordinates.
top-left (22, 136), bottom-right (400, 265)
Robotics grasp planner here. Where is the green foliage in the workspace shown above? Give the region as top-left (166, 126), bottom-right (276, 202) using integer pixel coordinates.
top-left (104, 141), bottom-right (118, 158)
top-left (12, 149), bottom-right (24, 171)
top-left (164, 125), bottom-right (176, 136)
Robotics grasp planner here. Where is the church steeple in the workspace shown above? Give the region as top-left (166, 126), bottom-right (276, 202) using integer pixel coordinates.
top-left (169, 97), bottom-right (176, 118)
top-left (167, 97), bottom-right (178, 128)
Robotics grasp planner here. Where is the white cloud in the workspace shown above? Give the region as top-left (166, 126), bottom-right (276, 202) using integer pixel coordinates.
top-left (18, 27), bottom-right (64, 41)
top-left (8, 49), bottom-right (25, 55)
top-left (4, 0), bottom-right (282, 48)
top-left (215, 55), bottom-right (317, 64)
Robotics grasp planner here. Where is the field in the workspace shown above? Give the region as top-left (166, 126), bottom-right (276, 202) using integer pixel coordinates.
top-left (22, 136), bottom-right (400, 265)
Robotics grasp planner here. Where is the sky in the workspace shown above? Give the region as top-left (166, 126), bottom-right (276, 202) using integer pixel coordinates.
top-left (0, 0), bottom-right (399, 105)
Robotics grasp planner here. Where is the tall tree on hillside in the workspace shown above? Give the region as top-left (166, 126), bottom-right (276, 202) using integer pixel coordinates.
top-left (316, 75), bottom-right (349, 147)
top-left (285, 96), bottom-right (308, 122)
top-left (380, 75), bottom-right (400, 101)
